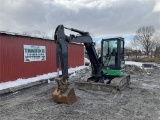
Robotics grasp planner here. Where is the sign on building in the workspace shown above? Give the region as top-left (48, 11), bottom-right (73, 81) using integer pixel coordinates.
top-left (24, 45), bottom-right (46, 62)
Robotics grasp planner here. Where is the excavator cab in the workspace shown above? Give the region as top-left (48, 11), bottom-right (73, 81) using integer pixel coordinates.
top-left (101, 38), bottom-right (125, 77)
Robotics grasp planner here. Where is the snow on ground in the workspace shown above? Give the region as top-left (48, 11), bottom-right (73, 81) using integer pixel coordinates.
top-left (0, 66), bottom-right (87, 90)
top-left (125, 61), bottom-right (143, 67)
top-left (0, 61), bottom-right (150, 91)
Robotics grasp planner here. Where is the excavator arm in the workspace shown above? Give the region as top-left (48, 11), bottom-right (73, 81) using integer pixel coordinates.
top-left (55, 25), bottom-right (102, 81)
top-left (52, 25), bottom-right (101, 104)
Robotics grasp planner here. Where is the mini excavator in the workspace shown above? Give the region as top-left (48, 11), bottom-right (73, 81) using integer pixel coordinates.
top-left (52, 25), bottom-right (130, 105)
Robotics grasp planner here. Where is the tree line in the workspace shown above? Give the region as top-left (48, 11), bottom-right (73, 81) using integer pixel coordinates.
top-left (126, 25), bottom-right (160, 61)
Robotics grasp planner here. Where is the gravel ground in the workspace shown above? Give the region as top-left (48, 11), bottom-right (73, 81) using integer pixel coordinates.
top-left (0, 67), bottom-right (160, 120)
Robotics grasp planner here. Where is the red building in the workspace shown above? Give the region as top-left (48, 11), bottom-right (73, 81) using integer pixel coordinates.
top-left (0, 32), bottom-right (84, 83)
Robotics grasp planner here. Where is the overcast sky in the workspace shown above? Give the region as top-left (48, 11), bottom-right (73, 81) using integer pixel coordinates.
top-left (0, 0), bottom-right (160, 38)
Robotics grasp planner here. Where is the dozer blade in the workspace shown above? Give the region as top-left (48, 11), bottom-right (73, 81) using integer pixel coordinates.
top-left (52, 88), bottom-right (77, 105)
top-left (74, 75), bottom-right (130, 92)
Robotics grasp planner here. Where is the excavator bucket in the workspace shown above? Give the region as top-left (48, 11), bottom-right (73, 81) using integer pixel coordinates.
top-left (52, 88), bottom-right (77, 105)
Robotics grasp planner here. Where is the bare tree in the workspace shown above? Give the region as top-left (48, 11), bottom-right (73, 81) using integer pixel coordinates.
top-left (134, 26), bottom-right (156, 58)
top-left (130, 37), bottom-right (141, 59)
top-left (124, 47), bottom-right (132, 59)
top-left (154, 32), bottom-right (160, 57)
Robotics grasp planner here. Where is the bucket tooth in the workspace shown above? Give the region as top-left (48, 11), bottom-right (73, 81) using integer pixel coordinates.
top-left (52, 88), bottom-right (77, 105)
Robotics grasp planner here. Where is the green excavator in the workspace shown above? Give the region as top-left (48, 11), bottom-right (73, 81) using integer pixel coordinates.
top-left (52, 25), bottom-right (130, 105)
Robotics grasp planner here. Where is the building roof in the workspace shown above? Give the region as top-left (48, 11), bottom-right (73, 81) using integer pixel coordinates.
top-left (0, 31), bottom-right (54, 41)
top-left (0, 31), bottom-right (84, 46)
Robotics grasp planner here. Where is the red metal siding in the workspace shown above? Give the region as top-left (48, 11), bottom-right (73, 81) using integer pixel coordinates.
top-left (68, 44), bottom-right (84, 68)
top-left (0, 34), bottom-right (84, 83)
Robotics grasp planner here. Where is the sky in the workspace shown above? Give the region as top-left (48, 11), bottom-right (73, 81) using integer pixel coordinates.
top-left (0, 0), bottom-right (160, 42)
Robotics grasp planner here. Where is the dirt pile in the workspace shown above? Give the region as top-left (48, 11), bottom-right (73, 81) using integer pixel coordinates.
top-left (125, 64), bottom-right (148, 75)
top-left (70, 67), bottom-right (91, 81)
top-left (71, 65), bottom-right (149, 77)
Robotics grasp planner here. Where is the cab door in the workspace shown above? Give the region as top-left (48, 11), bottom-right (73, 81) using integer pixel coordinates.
top-left (101, 37), bottom-right (124, 70)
